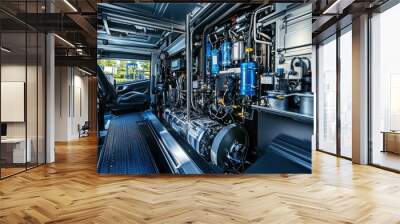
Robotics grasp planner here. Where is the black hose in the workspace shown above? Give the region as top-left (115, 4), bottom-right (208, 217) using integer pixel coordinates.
top-left (247, 12), bottom-right (254, 49)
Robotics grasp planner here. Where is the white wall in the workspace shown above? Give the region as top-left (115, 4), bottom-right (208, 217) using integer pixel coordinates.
top-left (275, 3), bottom-right (312, 75)
top-left (54, 66), bottom-right (89, 141)
top-left (1, 64), bottom-right (26, 140)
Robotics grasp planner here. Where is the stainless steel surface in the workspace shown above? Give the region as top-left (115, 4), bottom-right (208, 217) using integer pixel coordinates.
top-left (293, 93), bottom-right (314, 116)
top-left (251, 104), bottom-right (314, 123)
top-left (186, 118), bottom-right (221, 157)
top-left (144, 112), bottom-right (203, 174)
top-left (266, 91), bottom-right (289, 111)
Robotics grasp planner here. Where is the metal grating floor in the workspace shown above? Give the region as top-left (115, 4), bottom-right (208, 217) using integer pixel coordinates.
top-left (97, 112), bottom-right (159, 174)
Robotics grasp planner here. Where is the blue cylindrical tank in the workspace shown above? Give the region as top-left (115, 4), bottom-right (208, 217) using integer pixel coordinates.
top-left (240, 61), bottom-right (257, 96)
top-left (205, 36), bottom-right (212, 74)
top-left (221, 40), bottom-right (231, 67)
top-left (211, 48), bottom-right (220, 76)
top-left (206, 36), bottom-right (212, 58)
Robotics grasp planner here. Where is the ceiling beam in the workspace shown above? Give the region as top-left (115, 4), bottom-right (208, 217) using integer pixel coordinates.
top-left (98, 3), bottom-right (185, 26)
top-left (98, 3), bottom-right (185, 33)
top-left (55, 55), bottom-right (96, 70)
top-left (97, 33), bottom-right (158, 48)
top-left (97, 44), bottom-right (156, 55)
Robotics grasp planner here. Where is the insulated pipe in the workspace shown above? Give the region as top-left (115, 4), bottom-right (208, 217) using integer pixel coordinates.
top-left (253, 5), bottom-right (273, 46)
top-left (186, 13), bottom-right (192, 121)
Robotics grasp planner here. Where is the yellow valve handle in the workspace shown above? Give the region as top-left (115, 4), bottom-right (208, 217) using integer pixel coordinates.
top-left (245, 48), bottom-right (253, 53)
top-left (276, 95), bottom-right (285, 100)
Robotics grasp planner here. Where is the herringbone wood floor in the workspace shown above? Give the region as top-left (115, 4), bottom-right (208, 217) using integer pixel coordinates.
top-left (1, 136), bottom-right (400, 224)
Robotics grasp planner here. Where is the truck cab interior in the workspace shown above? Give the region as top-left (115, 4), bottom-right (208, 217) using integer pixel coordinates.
top-left (97, 2), bottom-right (314, 174)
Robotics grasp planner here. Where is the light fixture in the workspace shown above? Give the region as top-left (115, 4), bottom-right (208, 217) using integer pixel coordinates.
top-left (78, 68), bottom-right (92, 76)
top-left (1, 47), bottom-right (11, 53)
top-left (63, 0), bottom-right (78, 12)
top-left (54, 34), bottom-right (75, 48)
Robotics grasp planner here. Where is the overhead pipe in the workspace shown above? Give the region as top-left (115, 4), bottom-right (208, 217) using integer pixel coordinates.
top-left (97, 44), bottom-right (156, 55)
top-left (186, 13), bottom-right (192, 121)
top-left (190, 3), bottom-right (211, 26)
top-left (105, 13), bottom-right (185, 34)
top-left (253, 5), bottom-right (273, 46)
top-left (98, 31), bottom-right (151, 42)
top-left (104, 26), bottom-right (163, 39)
top-left (103, 18), bottom-right (111, 35)
top-left (97, 32), bottom-right (154, 44)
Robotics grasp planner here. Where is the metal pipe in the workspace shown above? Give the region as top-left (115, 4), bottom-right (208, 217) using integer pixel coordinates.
top-left (104, 27), bottom-right (162, 39)
top-left (259, 32), bottom-right (271, 41)
top-left (106, 13), bottom-right (185, 34)
top-left (189, 27), bottom-right (198, 111)
top-left (253, 5), bottom-right (273, 46)
top-left (190, 3), bottom-right (211, 25)
top-left (186, 13), bottom-right (192, 121)
top-left (103, 18), bottom-right (111, 35)
top-left (201, 4), bottom-right (241, 39)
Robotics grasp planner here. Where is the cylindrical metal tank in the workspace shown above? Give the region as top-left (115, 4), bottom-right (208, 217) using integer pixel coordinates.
top-left (232, 41), bottom-right (245, 62)
top-left (294, 93), bottom-right (314, 116)
top-left (211, 48), bottom-right (220, 76)
top-left (221, 40), bottom-right (232, 67)
top-left (240, 61), bottom-right (257, 96)
top-left (266, 91), bottom-right (289, 111)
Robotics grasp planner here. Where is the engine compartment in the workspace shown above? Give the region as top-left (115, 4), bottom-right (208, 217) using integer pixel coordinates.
top-left (150, 3), bottom-right (313, 173)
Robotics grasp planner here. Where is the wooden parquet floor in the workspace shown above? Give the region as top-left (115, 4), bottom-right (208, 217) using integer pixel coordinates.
top-left (1, 135), bottom-right (400, 224)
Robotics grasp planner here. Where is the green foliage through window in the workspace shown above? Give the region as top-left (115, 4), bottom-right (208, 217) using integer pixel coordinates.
top-left (98, 59), bottom-right (150, 84)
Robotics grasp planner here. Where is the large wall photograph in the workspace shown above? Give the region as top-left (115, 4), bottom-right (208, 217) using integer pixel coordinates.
top-left (96, 2), bottom-right (314, 174)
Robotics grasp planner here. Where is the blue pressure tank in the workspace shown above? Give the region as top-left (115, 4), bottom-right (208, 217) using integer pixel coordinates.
top-left (221, 40), bottom-right (231, 67)
top-left (205, 36), bottom-right (212, 74)
top-left (211, 48), bottom-right (220, 76)
top-left (206, 36), bottom-right (212, 58)
top-left (240, 61), bottom-right (257, 96)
